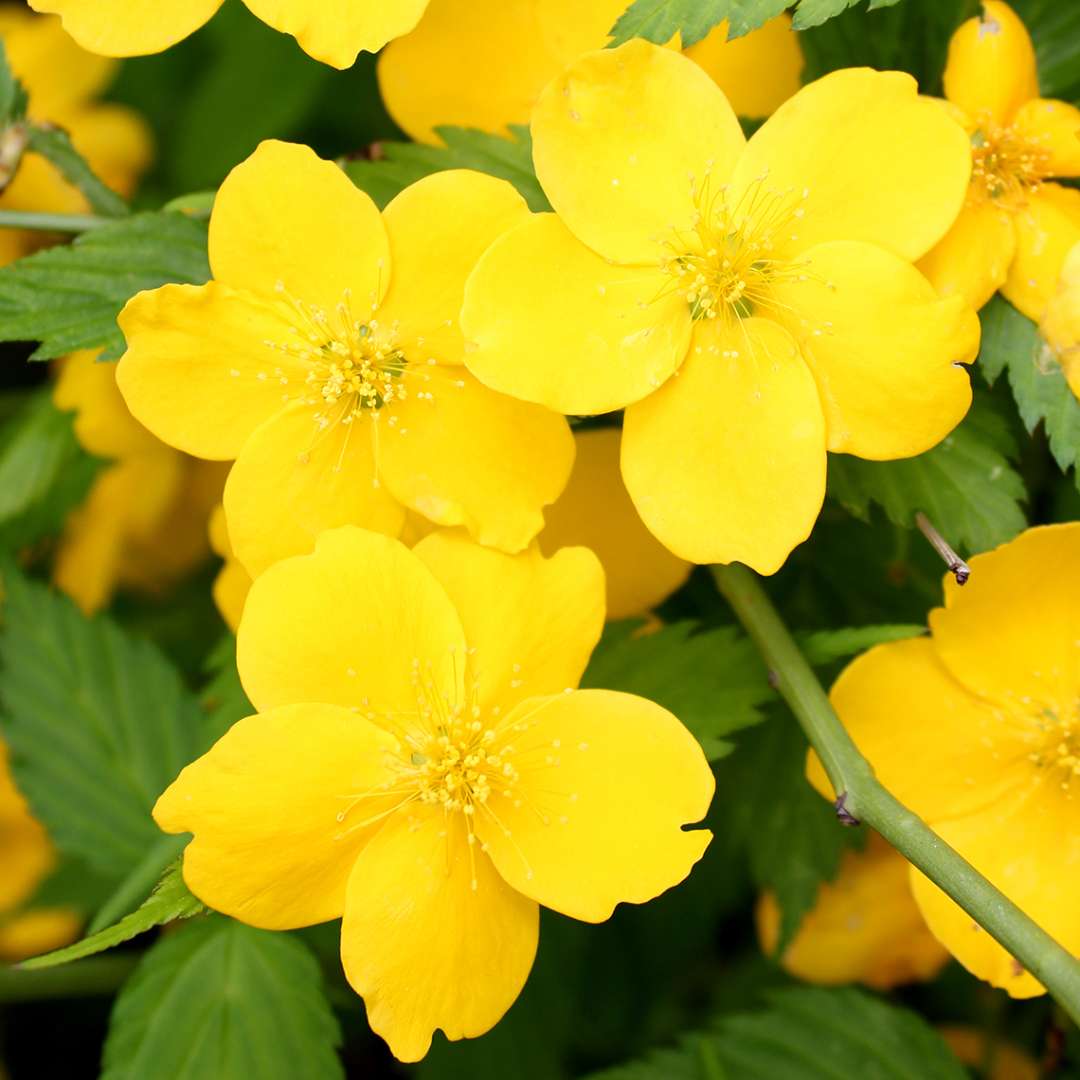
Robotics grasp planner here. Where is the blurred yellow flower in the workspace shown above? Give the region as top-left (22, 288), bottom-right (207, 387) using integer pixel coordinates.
top-left (756, 831), bottom-right (948, 990)
top-left (52, 351), bottom-right (225, 614)
top-left (208, 505), bottom-right (251, 633)
top-left (539, 427), bottom-right (689, 620)
top-left (918, 1), bottom-right (1080, 316)
top-left (1041, 241), bottom-right (1080, 400)
top-left (811, 524), bottom-right (1080, 998)
top-left (462, 44), bottom-right (978, 573)
top-left (0, 8), bottom-right (151, 265)
top-left (117, 141), bottom-right (573, 579)
top-left (379, 0), bottom-right (802, 144)
top-left (28, 0), bottom-right (431, 69)
top-left (940, 1026), bottom-right (1039, 1080)
top-left (154, 526), bottom-right (713, 1061)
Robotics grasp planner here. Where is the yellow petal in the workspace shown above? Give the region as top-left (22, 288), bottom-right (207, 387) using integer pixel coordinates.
top-left (917, 199), bottom-right (1017, 311)
top-left (1013, 98), bottom-right (1080, 177)
top-left (533, 0), bottom-right (627, 58)
top-left (756, 832), bottom-right (948, 990)
top-left (65, 103), bottom-right (154, 199)
top-left (531, 40), bottom-right (745, 266)
top-left (683, 16), bottom-right (803, 120)
top-left (341, 806), bottom-right (538, 1063)
top-left (929, 523), bottom-right (1080, 709)
top-left (539, 427), bottom-right (690, 620)
top-left (730, 69), bottom-right (971, 262)
top-left (378, 170), bottom-right (529, 364)
top-left (209, 141), bottom-right (390, 316)
top-left (237, 526), bottom-right (465, 716)
top-left (770, 240), bottom-right (977, 458)
top-left (116, 282), bottom-right (306, 460)
top-left (223, 402), bottom-right (405, 577)
top-left (1003, 182), bottom-right (1080, 319)
top-left (0, 908), bottom-right (80, 963)
top-left (621, 316), bottom-right (826, 573)
top-left (154, 703), bottom-right (400, 929)
top-left (477, 689), bottom-right (713, 922)
top-left (909, 780), bottom-right (1080, 998)
top-left (242, 0), bottom-right (429, 68)
top-left (462, 213), bottom-right (691, 414)
top-left (375, 372), bottom-right (572, 552)
top-left (209, 506), bottom-right (251, 633)
top-left (0, 741), bottom-right (54, 914)
top-left (412, 531), bottom-right (604, 712)
top-left (940, 1027), bottom-right (1039, 1080)
top-left (53, 350), bottom-right (159, 459)
top-left (1042, 242), bottom-right (1080, 396)
top-left (27, 0), bottom-right (223, 56)
top-left (943, 1), bottom-right (1039, 127)
top-left (822, 636), bottom-right (1030, 821)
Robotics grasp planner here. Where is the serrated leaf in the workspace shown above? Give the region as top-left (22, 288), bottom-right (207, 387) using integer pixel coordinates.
top-left (797, 624), bottom-right (925, 666)
top-left (978, 294), bottom-right (1037, 386)
top-left (344, 125), bottom-right (549, 212)
top-left (609, 0), bottom-right (790, 45)
top-left (102, 917), bottom-right (344, 1080)
top-left (790, 0), bottom-right (864, 30)
top-left (0, 564), bottom-right (203, 877)
top-left (0, 40), bottom-right (27, 127)
top-left (25, 124), bottom-right (130, 218)
top-left (827, 407), bottom-right (1027, 555)
top-left (20, 861), bottom-right (204, 971)
top-left (0, 210), bottom-right (209, 360)
top-left (589, 987), bottom-right (967, 1080)
top-left (580, 620), bottom-right (772, 760)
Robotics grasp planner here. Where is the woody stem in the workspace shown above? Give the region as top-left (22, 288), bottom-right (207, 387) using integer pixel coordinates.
top-left (712, 561), bottom-right (1080, 1026)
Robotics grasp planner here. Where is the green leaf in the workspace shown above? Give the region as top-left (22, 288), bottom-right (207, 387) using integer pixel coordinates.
top-left (609, 0), bottom-right (790, 45)
top-left (797, 624), bottom-right (925, 666)
top-left (0, 564), bottom-right (204, 877)
top-left (0, 40), bottom-right (27, 126)
top-left (581, 620), bottom-right (772, 759)
top-left (589, 987), bottom-right (967, 1079)
top-left (1016, 0), bottom-right (1080, 100)
top-left (200, 633), bottom-right (253, 749)
top-left (102, 917), bottom-right (344, 1080)
top-left (977, 294), bottom-right (1034, 386)
top-left (827, 406), bottom-right (1027, 555)
top-left (20, 860), bottom-right (204, 971)
top-left (344, 125), bottom-right (550, 213)
top-left (0, 209), bottom-right (210, 360)
top-left (25, 124), bottom-right (130, 217)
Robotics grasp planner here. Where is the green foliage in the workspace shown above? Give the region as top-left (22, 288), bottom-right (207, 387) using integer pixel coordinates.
top-left (589, 987), bottom-right (967, 1079)
top-left (25, 125), bottom-right (130, 217)
top-left (792, 0), bottom-right (903, 31)
top-left (581, 620), bottom-right (772, 759)
top-left (101, 916), bottom-right (344, 1080)
top-left (0, 564), bottom-right (203, 877)
top-left (608, 0), bottom-right (789, 45)
top-left (0, 40), bottom-right (27, 126)
top-left (1017, 0), bottom-right (1080, 99)
top-left (827, 404), bottom-right (1027, 555)
top-left (344, 125), bottom-right (549, 212)
top-left (0, 210), bottom-right (210, 360)
top-left (200, 634), bottom-right (253, 748)
top-left (21, 861), bottom-right (204, 970)
top-left (797, 623), bottom-right (924, 665)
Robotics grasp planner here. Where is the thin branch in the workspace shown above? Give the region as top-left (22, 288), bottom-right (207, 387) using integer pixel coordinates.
top-left (915, 511), bottom-right (971, 585)
top-left (0, 208), bottom-right (111, 233)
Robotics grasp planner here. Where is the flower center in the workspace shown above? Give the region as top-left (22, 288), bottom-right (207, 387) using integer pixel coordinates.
top-left (660, 171), bottom-right (810, 323)
top-left (969, 121), bottom-right (1050, 209)
top-left (1027, 702), bottom-right (1080, 791)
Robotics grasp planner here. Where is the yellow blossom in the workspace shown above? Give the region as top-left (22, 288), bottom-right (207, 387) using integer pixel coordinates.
top-left (918, 2), bottom-right (1080, 317)
top-left (756, 831), bottom-right (948, 990)
top-left (117, 141), bottom-right (573, 579)
top-left (28, 0), bottom-right (431, 69)
top-left (539, 427), bottom-right (689, 619)
top-left (0, 8), bottom-right (152, 266)
top-left (208, 505), bottom-right (251, 633)
top-left (378, 0), bottom-right (802, 144)
top-left (1041, 240), bottom-right (1080, 400)
top-left (461, 43), bottom-right (978, 573)
top-left (153, 526), bottom-right (714, 1061)
top-left (809, 524), bottom-right (1080, 997)
top-left (52, 351), bottom-right (226, 614)
top-left (940, 1027), bottom-right (1039, 1080)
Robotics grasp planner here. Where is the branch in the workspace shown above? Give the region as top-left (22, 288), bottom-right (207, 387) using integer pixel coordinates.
top-left (0, 208), bottom-right (111, 232)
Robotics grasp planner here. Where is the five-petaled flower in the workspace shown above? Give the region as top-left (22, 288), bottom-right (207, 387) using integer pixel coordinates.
top-left (918, 1), bottom-right (1080, 317)
top-left (117, 141), bottom-right (573, 580)
top-left (461, 41), bottom-right (980, 574)
top-left (153, 526), bottom-right (714, 1061)
top-left (810, 524), bottom-right (1080, 997)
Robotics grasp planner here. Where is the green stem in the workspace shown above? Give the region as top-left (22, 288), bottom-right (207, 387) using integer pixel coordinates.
top-left (0, 209), bottom-right (110, 232)
top-left (0, 953), bottom-right (137, 1002)
top-left (712, 562), bottom-right (1080, 1027)
top-left (86, 834), bottom-right (187, 935)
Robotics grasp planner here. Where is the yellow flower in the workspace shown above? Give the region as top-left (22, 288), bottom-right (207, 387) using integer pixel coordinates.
top-left (917, 2), bottom-right (1080, 317)
top-left (208, 505), bottom-right (251, 633)
top-left (461, 43), bottom-right (978, 573)
top-left (0, 8), bottom-right (152, 266)
top-left (755, 831), bottom-right (948, 990)
top-left (940, 1027), bottom-right (1038, 1080)
top-left (1041, 240), bottom-right (1080, 400)
top-left (378, 0), bottom-right (802, 144)
top-left (117, 141), bottom-right (573, 580)
top-left (539, 427), bottom-right (689, 620)
top-left (809, 524), bottom-right (1080, 997)
top-left (52, 351), bottom-right (226, 614)
top-left (27, 0), bottom-right (431, 69)
top-left (154, 526), bottom-right (714, 1061)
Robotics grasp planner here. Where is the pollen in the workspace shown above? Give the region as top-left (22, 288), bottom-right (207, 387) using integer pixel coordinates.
top-left (968, 119), bottom-right (1051, 210)
top-left (1026, 701), bottom-right (1080, 792)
